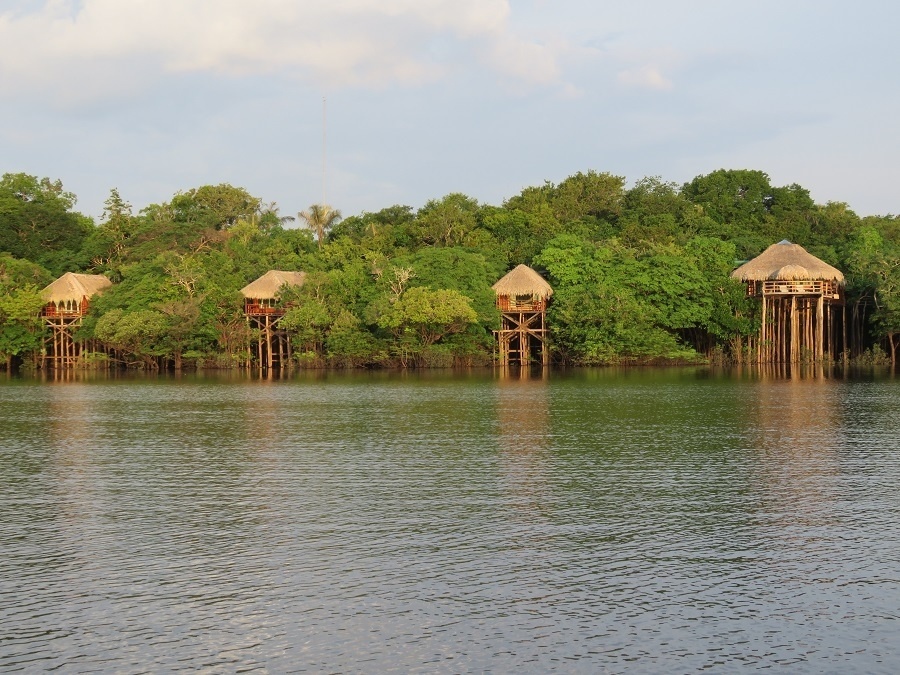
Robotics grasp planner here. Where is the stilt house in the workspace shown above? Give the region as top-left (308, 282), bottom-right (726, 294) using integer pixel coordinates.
top-left (240, 270), bottom-right (306, 369)
top-left (731, 240), bottom-right (845, 363)
top-left (40, 272), bottom-right (112, 367)
top-left (492, 264), bottom-right (553, 366)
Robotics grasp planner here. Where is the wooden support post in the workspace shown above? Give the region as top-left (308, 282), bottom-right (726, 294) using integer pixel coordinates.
top-left (816, 294), bottom-right (824, 362)
top-left (257, 320), bottom-right (263, 366)
top-left (842, 304), bottom-right (848, 363)
top-left (265, 315), bottom-right (273, 369)
top-left (790, 296), bottom-right (798, 364)
top-left (286, 328), bottom-right (293, 369)
top-left (541, 312), bottom-right (549, 367)
top-left (496, 307), bottom-right (548, 367)
top-left (760, 294), bottom-right (767, 364)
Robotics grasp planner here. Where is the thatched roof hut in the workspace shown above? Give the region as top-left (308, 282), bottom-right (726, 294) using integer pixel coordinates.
top-left (492, 265), bottom-right (553, 299)
top-left (41, 272), bottom-right (112, 304)
top-left (493, 265), bottom-right (552, 365)
top-left (730, 240), bottom-right (845, 285)
top-left (732, 241), bottom-right (846, 364)
top-left (240, 270), bottom-right (307, 300)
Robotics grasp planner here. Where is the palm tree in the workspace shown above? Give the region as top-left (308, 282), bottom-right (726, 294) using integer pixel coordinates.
top-left (254, 201), bottom-right (295, 232)
top-left (298, 204), bottom-right (342, 249)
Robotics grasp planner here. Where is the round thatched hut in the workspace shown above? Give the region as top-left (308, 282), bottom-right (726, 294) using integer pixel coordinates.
top-left (240, 270), bottom-right (307, 369)
top-left (492, 265), bottom-right (553, 366)
top-left (731, 241), bottom-right (845, 363)
top-left (492, 264), bottom-right (553, 313)
top-left (40, 272), bottom-right (113, 367)
top-left (240, 270), bottom-right (307, 315)
top-left (41, 272), bottom-right (112, 317)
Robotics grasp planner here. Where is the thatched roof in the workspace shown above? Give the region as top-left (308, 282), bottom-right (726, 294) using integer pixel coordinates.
top-left (240, 270), bottom-right (307, 300)
top-left (730, 240), bottom-right (845, 285)
top-left (41, 272), bottom-right (112, 303)
top-left (492, 264), bottom-right (553, 298)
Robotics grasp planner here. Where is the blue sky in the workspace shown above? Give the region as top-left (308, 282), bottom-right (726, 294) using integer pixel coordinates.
top-left (1, 0), bottom-right (898, 222)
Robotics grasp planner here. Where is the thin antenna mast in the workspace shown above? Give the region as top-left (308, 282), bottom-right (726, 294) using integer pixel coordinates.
top-left (322, 96), bottom-right (327, 207)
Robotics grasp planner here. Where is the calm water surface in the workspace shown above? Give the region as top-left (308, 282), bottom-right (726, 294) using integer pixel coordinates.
top-left (1, 368), bottom-right (899, 673)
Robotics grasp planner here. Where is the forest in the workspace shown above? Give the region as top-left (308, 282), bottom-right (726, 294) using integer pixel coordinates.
top-left (1, 168), bottom-right (898, 371)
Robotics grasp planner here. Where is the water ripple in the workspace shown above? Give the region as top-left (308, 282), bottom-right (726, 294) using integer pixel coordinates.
top-left (1, 371), bottom-right (899, 672)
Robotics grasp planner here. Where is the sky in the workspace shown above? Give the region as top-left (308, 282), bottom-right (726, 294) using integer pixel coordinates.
top-left (1, 0), bottom-right (898, 223)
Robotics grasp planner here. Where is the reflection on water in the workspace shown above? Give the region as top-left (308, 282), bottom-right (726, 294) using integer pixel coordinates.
top-left (753, 373), bottom-right (843, 514)
top-left (497, 368), bottom-right (551, 522)
top-left (1, 367), bottom-right (899, 673)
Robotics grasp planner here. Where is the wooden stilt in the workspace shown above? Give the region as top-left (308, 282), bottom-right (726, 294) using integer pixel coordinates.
top-left (496, 308), bottom-right (548, 366)
top-left (745, 281), bottom-right (844, 365)
top-left (815, 295), bottom-right (823, 362)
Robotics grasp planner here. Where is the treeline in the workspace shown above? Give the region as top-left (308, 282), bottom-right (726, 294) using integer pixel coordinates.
top-left (1, 169), bottom-right (899, 370)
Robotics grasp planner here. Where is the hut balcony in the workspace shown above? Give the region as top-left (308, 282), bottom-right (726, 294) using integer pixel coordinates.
top-left (244, 300), bottom-right (291, 316)
top-left (497, 296), bottom-right (546, 312)
top-left (41, 299), bottom-right (89, 318)
top-left (748, 280), bottom-right (842, 300)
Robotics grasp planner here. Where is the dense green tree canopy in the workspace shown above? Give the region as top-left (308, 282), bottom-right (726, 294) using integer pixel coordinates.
top-left (1, 168), bottom-right (897, 370)
top-left (0, 253), bottom-right (49, 368)
top-left (0, 173), bottom-right (93, 274)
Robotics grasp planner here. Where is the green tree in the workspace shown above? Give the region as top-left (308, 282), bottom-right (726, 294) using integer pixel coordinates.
top-left (375, 286), bottom-right (477, 352)
top-left (155, 296), bottom-right (204, 370)
top-left (125, 185), bottom-right (263, 261)
top-left (412, 193), bottom-right (480, 247)
top-left (0, 286), bottom-right (45, 370)
top-left (500, 172), bottom-right (625, 250)
top-left (0, 253), bottom-right (52, 369)
top-left (81, 188), bottom-right (135, 274)
top-left (619, 176), bottom-right (703, 244)
top-left (0, 173), bottom-right (93, 273)
top-left (552, 170), bottom-right (625, 224)
top-left (325, 310), bottom-right (385, 367)
top-left (680, 169), bottom-right (819, 258)
top-left (535, 235), bottom-right (697, 363)
top-left (298, 204), bottom-right (342, 249)
top-left (93, 308), bottom-right (168, 368)
top-left (331, 205), bottom-right (416, 251)
top-left (171, 184), bottom-right (261, 230)
top-left (280, 295), bottom-right (333, 354)
top-left (845, 223), bottom-right (900, 365)
top-left (682, 169), bottom-right (775, 226)
top-left (395, 246), bottom-right (502, 326)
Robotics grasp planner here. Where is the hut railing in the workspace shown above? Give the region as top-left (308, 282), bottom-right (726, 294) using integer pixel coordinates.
top-left (497, 297), bottom-right (546, 312)
top-left (41, 299), bottom-right (89, 318)
top-left (244, 301), bottom-right (297, 316)
top-left (749, 280), bottom-right (841, 299)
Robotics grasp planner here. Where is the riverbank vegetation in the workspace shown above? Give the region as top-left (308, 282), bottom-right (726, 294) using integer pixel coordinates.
top-left (2, 169), bottom-right (898, 370)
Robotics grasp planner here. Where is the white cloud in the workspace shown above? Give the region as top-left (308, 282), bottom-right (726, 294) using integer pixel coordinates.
top-left (0, 0), bottom-right (564, 102)
top-left (616, 65), bottom-right (672, 91)
top-left (485, 34), bottom-right (561, 85)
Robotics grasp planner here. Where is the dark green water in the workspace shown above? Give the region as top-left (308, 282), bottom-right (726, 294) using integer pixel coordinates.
top-left (1, 368), bottom-right (899, 672)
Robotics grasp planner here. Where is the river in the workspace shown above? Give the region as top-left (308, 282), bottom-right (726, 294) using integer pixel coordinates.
top-left (1, 367), bottom-right (898, 673)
